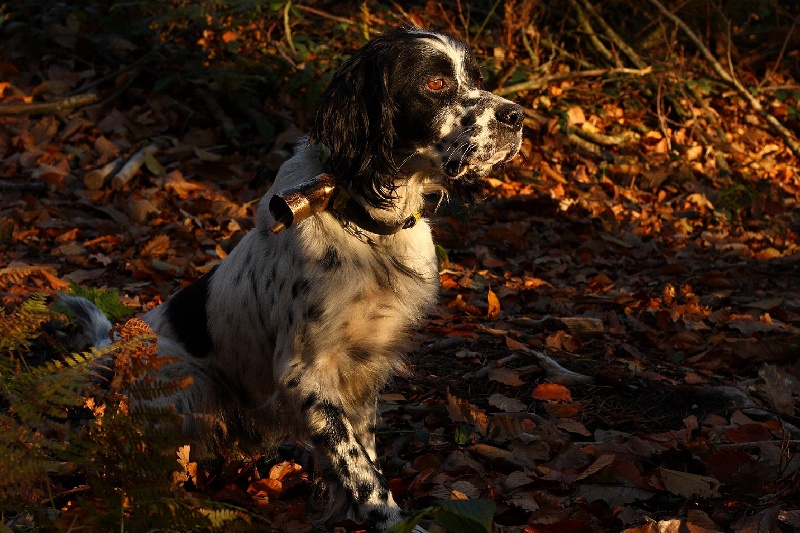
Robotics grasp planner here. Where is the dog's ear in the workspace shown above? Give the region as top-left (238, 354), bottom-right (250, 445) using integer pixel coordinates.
top-left (309, 37), bottom-right (398, 208)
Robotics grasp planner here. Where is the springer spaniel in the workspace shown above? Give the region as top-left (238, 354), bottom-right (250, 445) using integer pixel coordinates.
top-left (65, 26), bottom-right (523, 530)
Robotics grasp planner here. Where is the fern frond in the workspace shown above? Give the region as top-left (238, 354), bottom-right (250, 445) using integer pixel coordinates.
top-left (0, 295), bottom-right (266, 531)
top-left (0, 265), bottom-right (58, 285)
top-left (200, 506), bottom-right (255, 528)
top-left (0, 293), bottom-right (49, 354)
top-left (127, 376), bottom-right (193, 401)
top-left (65, 282), bottom-right (135, 320)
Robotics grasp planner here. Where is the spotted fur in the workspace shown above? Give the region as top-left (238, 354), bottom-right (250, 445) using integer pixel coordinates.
top-left (64, 26), bottom-right (522, 530)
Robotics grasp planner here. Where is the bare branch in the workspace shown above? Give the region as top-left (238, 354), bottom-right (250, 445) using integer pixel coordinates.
top-left (646, 0), bottom-right (800, 158)
top-left (495, 66), bottom-right (652, 96)
top-left (0, 93), bottom-right (99, 116)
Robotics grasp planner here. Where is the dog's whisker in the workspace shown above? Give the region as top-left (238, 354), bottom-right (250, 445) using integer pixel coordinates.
top-left (444, 127), bottom-right (474, 152)
top-left (396, 150), bottom-right (421, 170)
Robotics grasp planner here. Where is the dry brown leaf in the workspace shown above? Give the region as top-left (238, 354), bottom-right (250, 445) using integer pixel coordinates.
top-left (488, 367), bottom-right (525, 386)
top-left (488, 393), bottom-right (527, 413)
top-left (660, 468), bottom-right (720, 499)
top-left (532, 383), bottom-right (572, 402)
top-left (140, 235), bottom-right (170, 258)
top-left (446, 392), bottom-right (489, 434)
top-left (487, 288), bottom-right (500, 319)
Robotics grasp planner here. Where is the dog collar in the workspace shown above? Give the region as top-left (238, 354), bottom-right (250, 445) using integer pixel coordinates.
top-left (331, 189), bottom-right (420, 236)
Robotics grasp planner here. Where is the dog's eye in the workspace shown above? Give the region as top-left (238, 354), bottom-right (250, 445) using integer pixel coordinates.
top-left (426, 78), bottom-right (446, 91)
top-left (476, 78), bottom-right (483, 88)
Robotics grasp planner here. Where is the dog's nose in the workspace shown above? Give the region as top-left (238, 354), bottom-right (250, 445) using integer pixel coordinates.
top-left (496, 103), bottom-right (524, 129)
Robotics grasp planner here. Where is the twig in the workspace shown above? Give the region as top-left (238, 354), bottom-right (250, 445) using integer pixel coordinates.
top-left (292, 4), bottom-right (354, 25)
top-left (283, 1), bottom-right (297, 54)
top-left (0, 92), bottom-right (99, 116)
top-left (66, 46), bottom-right (160, 97)
top-left (759, 84), bottom-right (800, 93)
top-left (521, 30), bottom-right (539, 68)
top-left (494, 66), bottom-right (652, 96)
top-left (568, 125), bottom-right (639, 146)
top-left (99, 69), bottom-right (141, 108)
top-left (527, 348), bottom-right (594, 386)
top-left (473, 0), bottom-right (502, 43)
top-left (570, 0), bottom-right (615, 65)
top-left (576, 0), bottom-right (648, 69)
top-left (758, 15), bottom-right (799, 89)
top-left (111, 145), bottom-right (159, 190)
top-left (193, 88), bottom-right (238, 147)
top-left (646, 0), bottom-right (800, 158)
top-left (540, 36), bottom-right (594, 69)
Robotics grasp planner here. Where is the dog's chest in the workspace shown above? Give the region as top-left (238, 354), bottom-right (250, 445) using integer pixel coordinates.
top-left (302, 228), bottom-right (439, 335)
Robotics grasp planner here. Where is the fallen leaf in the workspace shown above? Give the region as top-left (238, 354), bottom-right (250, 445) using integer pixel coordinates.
top-left (509, 491), bottom-right (540, 512)
top-left (447, 392), bottom-right (489, 434)
top-left (502, 471), bottom-right (534, 491)
top-left (247, 477), bottom-right (282, 499)
top-left (488, 393), bottom-right (527, 413)
top-left (557, 418), bottom-right (591, 436)
top-left (487, 288), bottom-right (500, 319)
top-left (140, 235), bottom-right (170, 258)
top-left (725, 423), bottom-right (772, 443)
top-left (532, 383), bottom-right (572, 402)
top-left (488, 367), bottom-right (525, 386)
top-left (660, 468), bottom-right (720, 499)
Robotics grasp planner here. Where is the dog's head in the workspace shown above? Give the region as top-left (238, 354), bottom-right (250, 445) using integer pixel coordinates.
top-left (309, 26), bottom-right (524, 208)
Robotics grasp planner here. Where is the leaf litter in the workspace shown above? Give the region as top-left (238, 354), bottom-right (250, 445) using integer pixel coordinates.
top-left (1, 1), bottom-right (800, 532)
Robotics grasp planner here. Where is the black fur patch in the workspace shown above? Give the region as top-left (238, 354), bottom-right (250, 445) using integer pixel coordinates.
top-left (304, 303), bottom-right (323, 322)
top-left (337, 457), bottom-right (351, 477)
top-left (313, 401), bottom-right (349, 446)
top-left (321, 246), bottom-right (342, 270)
top-left (163, 267), bottom-right (216, 357)
top-left (348, 348), bottom-right (372, 362)
top-left (356, 481), bottom-right (375, 503)
top-left (301, 393), bottom-right (318, 411)
top-left (367, 508), bottom-right (390, 524)
top-left (291, 277), bottom-right (310, 298)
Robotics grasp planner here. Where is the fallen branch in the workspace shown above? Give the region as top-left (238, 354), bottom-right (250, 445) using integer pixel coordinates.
top-left (567, 132), bottom-right (603, 155)
top-left (568, 125), bottom-right (640, 147)
top-left (495, 66), bottom-right (652, 96)
top-left (527, 348), bottom-right (594, 386)
top-left (0, 181), bottom-right (48, 194)
top-left (84, 157), bottom-right (124, 190)
top-left (0, 92), bottom-right (98, 116)
top-left (646, 0), bottom-right (800, 158)
top-left (111, 145), bottom-right (159, 190)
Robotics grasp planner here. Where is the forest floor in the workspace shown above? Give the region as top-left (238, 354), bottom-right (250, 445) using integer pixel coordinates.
top-left (1, 1), bottom-right (800, 532)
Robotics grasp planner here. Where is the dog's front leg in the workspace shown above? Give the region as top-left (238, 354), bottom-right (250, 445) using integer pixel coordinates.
top-left (297, 389), bottom-right (402, 529)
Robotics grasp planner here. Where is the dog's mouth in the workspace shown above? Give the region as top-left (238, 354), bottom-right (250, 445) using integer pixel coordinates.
top-left (444, 143), bottom-right (519, 178)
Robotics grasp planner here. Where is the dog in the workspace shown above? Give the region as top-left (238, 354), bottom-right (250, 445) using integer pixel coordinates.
top-left (64, 26), bottom-right (523, 530)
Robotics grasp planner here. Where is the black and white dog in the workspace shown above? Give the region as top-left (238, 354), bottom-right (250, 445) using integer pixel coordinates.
top-left (65, 26), bottom-right (523, 529)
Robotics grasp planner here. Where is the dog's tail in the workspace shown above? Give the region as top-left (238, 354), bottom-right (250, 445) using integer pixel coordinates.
top-left (60, 295), bottom-right (114, 348)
